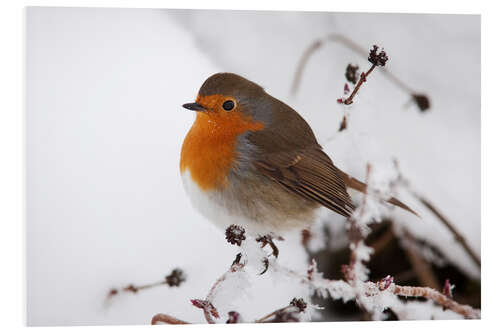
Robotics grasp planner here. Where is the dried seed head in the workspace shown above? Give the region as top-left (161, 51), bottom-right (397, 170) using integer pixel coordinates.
top-left (225, 224), bottom-right (246, 246)
top-left (226, 311), bottom-right (240, 324)
top-left (165, 268), bottom-right (186, 287)
top-left (339, 115), bottom-right (348, 132)
top-left (290, 298), bottom-right (307, 312)
top-left (412, 94), bottom-right (431, 112)
top-left (345, 64), bottom-right (359, 84)
top-left (368, 45), bottom-right (389, 67)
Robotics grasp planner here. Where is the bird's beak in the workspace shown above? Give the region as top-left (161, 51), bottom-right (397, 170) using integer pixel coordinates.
top-left (182, 102), bottom-right (206, 112)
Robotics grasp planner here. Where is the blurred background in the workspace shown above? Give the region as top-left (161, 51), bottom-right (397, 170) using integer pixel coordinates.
top-left (26, 7), bottom-right (480, 325)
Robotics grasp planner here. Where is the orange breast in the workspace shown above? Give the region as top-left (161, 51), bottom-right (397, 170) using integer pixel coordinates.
top-left (180, 109), bottom-right (264, 191)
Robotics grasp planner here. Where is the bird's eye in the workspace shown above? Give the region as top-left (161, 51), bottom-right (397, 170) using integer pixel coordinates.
top-left (222, 100), bottom-right (235, 111)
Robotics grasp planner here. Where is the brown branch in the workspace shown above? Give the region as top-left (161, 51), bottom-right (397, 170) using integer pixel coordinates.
top-left (393, 160), bottom-right (480, 268)
top-left (291, 39), bottom-right (323, 96)
top-left (418, 196), bottom-right (480, 268)
top-left (369, 226), bottom-right (394, 254)
top-left (400, 229), bottom-right (441, 290)
top-left (151, 313), bottom-right (190, 325)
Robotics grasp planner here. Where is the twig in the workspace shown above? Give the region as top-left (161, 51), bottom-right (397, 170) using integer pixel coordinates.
top-left (418, 196), bottom-right (480, 268)
top-left (191, 299), bottom-right (219, 324)
top-left (255, 305), bottom-right (297, 323)
top-left (400, 229), bottom-right (441, 289)
top-left (190, 253), bottom-right (246, 324)
top-left (291, 34), bottom-right (430, 111)
top-left (393, 160), bottom-right (480, 268)
top-left (290, 39), bottom-right (323, 96)
top-left (107, 268), bottom-right (186, 298)
top-left (206, 253), bottom-right (245, 302)
top-left (342, 64), bottom-right (376, 105)
top-left (255, 298), bottom-right (307, 323)
top-left (344, 163), bottom-right (373, 282)
top-left (368, 226), bottom-right (394, 254)
top-left (151, 313), bottom-right (190, 325)
top-left (337, 45), bottom-right (388, 106)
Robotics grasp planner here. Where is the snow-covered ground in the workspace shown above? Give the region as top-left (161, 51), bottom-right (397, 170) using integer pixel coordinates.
top-left (26, 7), bottom-right (480, 326)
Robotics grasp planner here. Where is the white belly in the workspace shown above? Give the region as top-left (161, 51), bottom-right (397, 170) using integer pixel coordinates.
top-left (181, 170), bottom-right (264, 234)
top-left (181, 170), bottom-right (319, 236)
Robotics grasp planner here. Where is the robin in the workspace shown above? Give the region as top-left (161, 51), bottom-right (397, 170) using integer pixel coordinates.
top-left (180, 73), bottom-right (415, 237)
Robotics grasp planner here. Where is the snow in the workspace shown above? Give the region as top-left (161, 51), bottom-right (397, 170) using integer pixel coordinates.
top-left (26, 7), bottom-right (480, 325)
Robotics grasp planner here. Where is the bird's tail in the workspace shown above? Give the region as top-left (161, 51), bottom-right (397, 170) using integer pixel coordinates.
top-left (339, 170), bottom-right (419, 217)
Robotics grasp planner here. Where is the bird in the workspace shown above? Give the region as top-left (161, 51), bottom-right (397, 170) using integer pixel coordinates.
top-left (180, 73), bottom-right (415, 237)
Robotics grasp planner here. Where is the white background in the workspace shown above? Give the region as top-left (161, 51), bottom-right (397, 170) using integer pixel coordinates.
top-left (1, 0), bottom-right (499, 333)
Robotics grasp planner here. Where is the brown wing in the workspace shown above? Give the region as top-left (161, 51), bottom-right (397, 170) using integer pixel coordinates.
top-left (254, 145), bottom-right (355, 217)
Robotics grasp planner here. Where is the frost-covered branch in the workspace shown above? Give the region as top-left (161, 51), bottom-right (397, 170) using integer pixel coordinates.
top-left (267, 162), bottom-right (480, 320)
top-left (388, 282), bottom-right (480, 319)
top-left (274, 258), bottom-right (480, 320)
